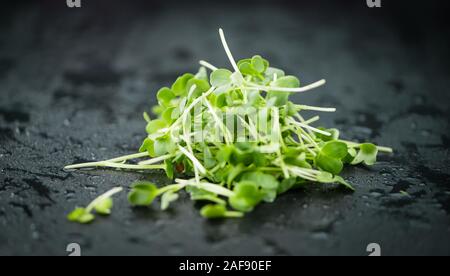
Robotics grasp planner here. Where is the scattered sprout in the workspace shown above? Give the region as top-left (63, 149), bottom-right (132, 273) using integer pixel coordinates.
top-left (67, 187), bottom-right (123, 224)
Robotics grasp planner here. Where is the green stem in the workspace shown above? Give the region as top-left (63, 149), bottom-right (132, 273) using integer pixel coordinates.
top-left (156, 184), bottom-right (186, 196)
top-left (339, 140), bottom-right (393, 153)
top-left (224, 211), bottom-right (244, 218)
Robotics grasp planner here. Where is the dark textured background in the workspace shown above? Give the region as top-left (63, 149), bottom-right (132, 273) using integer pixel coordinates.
top-left (0, 0), bottom-right (449, 256)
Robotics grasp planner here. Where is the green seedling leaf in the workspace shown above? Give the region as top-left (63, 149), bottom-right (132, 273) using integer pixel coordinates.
top-left (343, 147), bottom-right (357, 164)
top-left (265, 67), bottom-right (285, 79)
top-left (351, 143), bottom-right (378, 165)
top-left (315, 153), bottom-right (343, 175)
top-left (161, 107), bottom-right (175, 124)
top-left (67, 208), bottom-right (94, 224)
top-left (200, 204), bottom-right (227, 219)
top-left (94, 198), bottom-right (113, 215)
top-left (321, 141), bottom-right (348, 159)
top-left (146, 119), bottom-right (167, 135)
top-left (154, 136), bottom-right (176, 156)
top-left (165, 159), bottom-right (174, 179)
top-left (316, 171), bottom-right (354, 191)
top-left (210, 69), bottom-right (233, 87)
top-left (157, 87), bottom-right (175, 107)
top-left (241, 171), bottom-right (279, 190)
top-left (139, 138), bottom-right (154, 155)
top-left (251, 55), bottom-right (266, 73)
top-left (128, 182), bottom-right (159, 206)
top-left (267, 76), bottom-right (300, 106)
top-left (229, 181), bottom-right (263, 212)
top-left (186, 78), bottom-right (211, 98)
top-left (277, 178), bottom-right (298, 194)
top-left (143, 112), bottom-right (151, 123)
top-left (334, 175), bottom-right (355, 191)
top-left (161, 191), bottom-right (179, 210)
top-left (238, 60), bottom-right (254, 75)
top-left (227, 164), bottom-right (246, 186)
top-left (315, 141), bottom-right (348, 175)
top-left (195, 67), bottom-right (209, 81)
top-left (171, 73), bottom-right (194, 96)
top-left (67, 187), bottom-right (122, 224)
top-left (216, 145), bottom-right (234, 164)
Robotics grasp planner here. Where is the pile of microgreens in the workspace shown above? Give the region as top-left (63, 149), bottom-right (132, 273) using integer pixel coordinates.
top-left (65, 28), bottom-right (392, 223)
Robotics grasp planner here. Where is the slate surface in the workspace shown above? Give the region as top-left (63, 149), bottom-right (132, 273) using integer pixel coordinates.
top-left (0, 0), bottom-right (449, 256)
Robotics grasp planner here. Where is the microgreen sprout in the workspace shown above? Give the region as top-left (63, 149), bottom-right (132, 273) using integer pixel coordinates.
top-left (65, 28), bottom-right (393, 221)
top-left (67, 187), bottom-right (123, 224)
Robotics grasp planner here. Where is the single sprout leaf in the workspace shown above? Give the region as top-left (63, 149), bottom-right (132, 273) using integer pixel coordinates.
top-left (265, 67), bottom-right (285, 79)
top-left (321, 141), bottom-right (348, 159)
top-left (351, 143), bottom-right (378, 165)
top-left (229, 181), bottom-right (263, 212)
top-left (128, 182), bottom-right (159, 206)
top-left (267, 76), bottom-right (300, 106)
top-left (154, 136), bottom-right (176, 156)
top-left (94, 198), bottom-right (113, 215)
top-left (200, 204), bottom-right (227, 218)
top-left (315, 141), bottom-right (348, 175)
top-left (195, 67), bottom-right (209, 81)
top-left (316, 171), bottom-right (355, 191)
top-left (157, 87), bottom-right (175, 107)
top-left (146, 119), bottom-right (167, 134)
top-left (251, 55), bottom-right (266, 73)
top-left (67, 208), bottom-right (94, 224)
top-left (172, 73), bottom-right (194, 96)
top-left (186, 78), bottom-right (211, 98)
top-left (241, 171), bottom-right (279, 190)
top-left (161, 191), bottom-right (179, 210)
top-left (210, 69), bottom-right (233, 87)
top-left (165, 159), bottom-right (174, 179)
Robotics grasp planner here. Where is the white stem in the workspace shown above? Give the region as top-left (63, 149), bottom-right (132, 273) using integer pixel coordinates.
top-left (96, 162), bottom-right (165, 170)
top-left (289, 118), bottom-right (331, 136)
top-left (182, 108), bottom-right (202, 184)
top-left (168, 87), bottom-right (215, 134)
top-left (64, 152), bottom-right (150, 170)
top-left (203, 97), bottom-right (233, 144)
top-left (199, 60), bottom-right (218, 71)
top-left (187, 84), bottom-right (197, 100)
top-left (297, 105), bottom-right (336, 112)
top-left (176, 178), bottom-right (235, 197)
top-left (246, 79), bottom-right (326, 93)
top-left (238, 116), bottom-right (258, 141)
top-left (178, 146), bottom-right (207, 175)
top-left (138, 154), bottom-right (173, 165)
top-left (86, 187), bottom-right (123, 213)
top-left (219, 28), bottom-right (242, 75)
top-left (340, 140), bottom-right (393, 153)
top-left (107, 152), bottom-right (149, 162)
top-left (302, 115), bottom-right (320, 125)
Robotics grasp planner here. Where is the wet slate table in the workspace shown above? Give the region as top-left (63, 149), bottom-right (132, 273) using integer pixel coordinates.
top-left (1, 1), bottom-right (449, 256)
